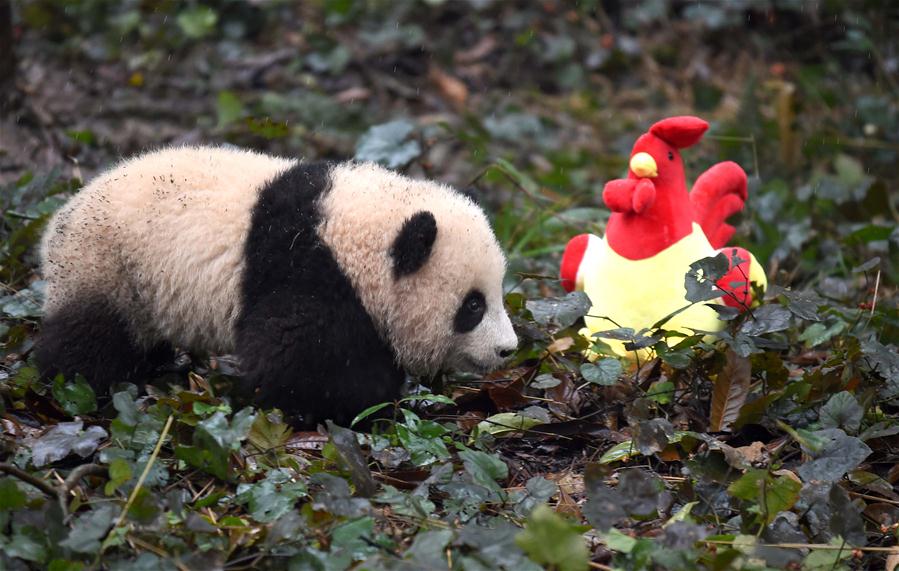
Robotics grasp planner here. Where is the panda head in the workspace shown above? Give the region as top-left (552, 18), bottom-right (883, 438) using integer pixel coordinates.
top-left (320, 163), bottom-right (518, 376)
top-left (387, 208), bottom-right (518, 374)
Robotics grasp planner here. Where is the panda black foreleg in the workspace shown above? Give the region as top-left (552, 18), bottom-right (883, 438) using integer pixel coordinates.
top-left (35, 297), bottom-right (171, 396)
top-left (237, 296), bottom-right (406, 428)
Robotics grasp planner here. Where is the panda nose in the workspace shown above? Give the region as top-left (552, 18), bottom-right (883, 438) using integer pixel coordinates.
top-left (498, 348), bottom-right (514, 359)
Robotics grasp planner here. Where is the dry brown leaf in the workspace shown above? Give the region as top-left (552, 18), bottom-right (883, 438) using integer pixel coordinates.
top-left (335, 86), bottom-right (371, 104)
top-left (886, 548), bottom-right (899, 571)
top-left (428, 66), bottom-right (468, 109)
top-left (285, 431), bottom-right (328, 451)
top-left (709, 349), bottom-right (751, 432)
top-left (547, 336), bottom-right (575, 354)
top-left (732, 441), bottom-right (768, 466)
top-left (454, 35), bottom-right (497, 64)
top-left (548, 470), bottom-right (585, 496)
top-left (555, 484), bottom-right (581, 519)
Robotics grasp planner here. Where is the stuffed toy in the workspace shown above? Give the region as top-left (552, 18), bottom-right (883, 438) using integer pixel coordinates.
top-left (560, 116), bottom-right (766, 357)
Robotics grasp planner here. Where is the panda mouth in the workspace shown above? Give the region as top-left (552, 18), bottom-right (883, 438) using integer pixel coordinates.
top-left (456, 355), bottom-right (498, 374)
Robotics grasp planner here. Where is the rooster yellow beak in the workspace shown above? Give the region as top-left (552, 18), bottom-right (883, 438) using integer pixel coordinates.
top-left (630, 152), bottom-right (658, 178)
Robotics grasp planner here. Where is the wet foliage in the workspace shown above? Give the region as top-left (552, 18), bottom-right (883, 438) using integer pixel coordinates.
top-left (1, 1), bottom-right (898, 569)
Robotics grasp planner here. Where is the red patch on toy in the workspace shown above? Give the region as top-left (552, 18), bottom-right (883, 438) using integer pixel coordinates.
top-left (649, 116), bottom-right (709, 149)
top-left (716, 247), bottom-right (754, 309)
top-left (560, 234), bottom-right (590, 292)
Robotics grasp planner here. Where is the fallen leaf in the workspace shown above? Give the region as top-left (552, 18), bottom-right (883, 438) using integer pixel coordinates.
top-left (30, 422), bottom-right (108, 467)
top-left (709, 349), bottom-right (751, 432)
top-left (547, 336), bottom-right (575, 354)
top-left (429, 66), bottom-right (468, 109)
top-left (454, 35), bottom-right (497, 64)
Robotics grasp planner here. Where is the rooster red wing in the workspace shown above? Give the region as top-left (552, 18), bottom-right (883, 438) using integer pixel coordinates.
top-left (690, 161), bottom-right (748, 249)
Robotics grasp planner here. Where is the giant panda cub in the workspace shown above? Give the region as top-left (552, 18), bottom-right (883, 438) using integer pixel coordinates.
top-left (37, 146), bottom-right (517, 426)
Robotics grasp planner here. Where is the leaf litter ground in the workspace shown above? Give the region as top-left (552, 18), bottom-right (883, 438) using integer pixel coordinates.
top-left (1, 2), bottom-right (898, 570)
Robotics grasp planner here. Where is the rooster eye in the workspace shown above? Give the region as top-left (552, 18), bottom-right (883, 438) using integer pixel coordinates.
top-left (667, 151), bottom-right (674, 161)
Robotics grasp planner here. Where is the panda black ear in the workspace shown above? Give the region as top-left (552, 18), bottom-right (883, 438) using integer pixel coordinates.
top-left (391, 211), bottom-right (437, 278)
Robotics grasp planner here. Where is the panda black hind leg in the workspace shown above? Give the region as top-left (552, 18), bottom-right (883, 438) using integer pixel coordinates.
top-left (237, 162), bottom-right (406, 427)
top-left (35, 296), bottom-right (172, 395)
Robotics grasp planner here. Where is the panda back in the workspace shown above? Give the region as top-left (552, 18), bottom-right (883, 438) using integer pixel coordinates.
top-left (41, 146), bottom-right (297, 352)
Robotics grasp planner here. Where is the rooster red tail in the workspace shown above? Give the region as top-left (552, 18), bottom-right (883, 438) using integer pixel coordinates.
top-left (690, 161), bottom-right (748, 249)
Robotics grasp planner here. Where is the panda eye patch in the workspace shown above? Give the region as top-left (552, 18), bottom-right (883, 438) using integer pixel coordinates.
top-left (454, 290), bottom-right (486, 334)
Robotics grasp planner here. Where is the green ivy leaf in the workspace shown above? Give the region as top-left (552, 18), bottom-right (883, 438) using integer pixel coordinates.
top-left (512, 476), bottom-right (558, 517)
top-left (476, 412), bottom-right (542, 437)
top-left (105, 458), bottom-right (132, 496)
top-left (0, 478), bottom-right (27, 510)
top-left (819, 391), bottom-right (863, 434)
top-left (216, 91), bottom-right (245, 128)
top-left (684, 254), bottom-right (729, 303)
top-left (795, 429), bottom-right (872, 482)
top-left (728, 469), bottom-right (801, 524)
top-left (526, 291), bottom-right (591, 332)
top-left (31, 422), bottom-right (108, 467)
top-left (354, 119), bottom-right (421, 169)
top-left (405, 529), bottom-right (454, 568)
top-left (459, 448), bottom-right (508, 498)
top-left (176, 6), bottom-right (218, 39)
top-left (176, 409), bottom-right (255, 480)
top-left (58, 505), bottom-right (116, 554)
top-left (515, 504), bottom-right (588, 571)
top-left (236, 468), bottom-right (306, 523)
top-left (51, 375), bottom-right (97, 416)
top-left (580, 358), bottom-right (622, 386)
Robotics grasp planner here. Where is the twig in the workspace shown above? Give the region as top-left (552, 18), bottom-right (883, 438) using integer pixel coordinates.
top-left (588, 562), bottom-right (613, 571)
top-left (702, 539), bottom-right (895, 552)
top-left (64, 463), bottom-right (107, 491)
top-left (871, 269), bottom-right (881, 317)
top-left (849, 490), bottom-right (899, 507)
top-left (0, 461), bottom-right (106, 520)
top-left (114, 414), bottom-right (173, 528)
top-left (126, 534), bottom-right (191, 571)
top-left (0, 463), bottom-right (61, 498)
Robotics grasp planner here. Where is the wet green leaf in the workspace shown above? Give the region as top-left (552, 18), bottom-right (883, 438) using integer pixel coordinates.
top-left (459, 448), bottom-right (508, 497)
top-left (355, 119), bottom-right (421, 169)
top-left (476, 412), bottom-right (542, 437)
top-left (684, 254), bottom-right (729, 303)
top-left (580, 358), bottom-right (622, 386)
top-left (327, 421), bottom-right (376, 497)
top-left (236, 468), bottom-right (306, 523)
top-left (177, 6), bottom-right (218, 39)
top-left (52, 375), bottom-right (97, 416)
top-left (105, 458), bottom-right (132, 496)
top-left (819, 391), bottom-right (863, 434)
top-left (515, 505), bottom-right (588, 571)
top-left (31, 422), bottom-right (108, 467)
top-left (728, 469), bottom-right (801, 524)
top-left (0, 478), bottom-right (27, 510)
top-left (525, 291), bottom-right (591, 331)
top-left (796, 429), bottom-right (872, 482)
top-left (59, 504), bottom-right (116, 554)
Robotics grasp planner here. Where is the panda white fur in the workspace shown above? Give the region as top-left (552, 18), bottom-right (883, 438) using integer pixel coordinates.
top-left (37, 146), bottom-right (517, 425)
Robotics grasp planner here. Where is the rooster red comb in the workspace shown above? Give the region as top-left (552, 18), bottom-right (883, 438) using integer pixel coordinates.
top-left (649, 116), bottom-right (709, 149)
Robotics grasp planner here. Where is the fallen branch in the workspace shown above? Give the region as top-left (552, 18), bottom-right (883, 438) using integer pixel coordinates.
top-left (0, 462), bottom-right (60, 498)
top-left (0, 461), bottom-right (106, 519)
top-left (703, 539), bottom-right (896, 553)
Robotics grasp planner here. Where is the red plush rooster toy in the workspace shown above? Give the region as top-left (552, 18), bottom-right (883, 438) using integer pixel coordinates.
top-left (560, 116), bottom-right (766, 357)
